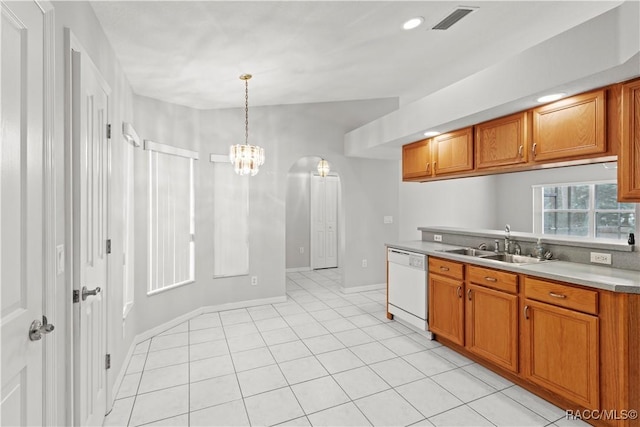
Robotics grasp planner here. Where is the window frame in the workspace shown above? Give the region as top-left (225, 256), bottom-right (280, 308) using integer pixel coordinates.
top-left (533, 180), bottom-right (637, 241)
top-left (145, 140), bottom-right (198, 296)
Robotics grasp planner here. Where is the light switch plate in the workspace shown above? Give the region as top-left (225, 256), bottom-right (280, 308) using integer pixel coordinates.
top-left (383, 216), bottom-right (393, 224)
top-left (56, 245), bottom-right (65, 274)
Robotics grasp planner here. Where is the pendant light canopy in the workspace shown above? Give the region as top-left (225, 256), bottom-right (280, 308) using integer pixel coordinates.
top-left (317, 158), bottom-right (330, 177)
top-left (230, 74), bottom-right (265, 176)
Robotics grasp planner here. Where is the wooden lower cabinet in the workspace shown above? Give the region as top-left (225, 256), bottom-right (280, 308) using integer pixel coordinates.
top-left (466, 283), bottom-right (518, 373)
top-left (429, 272), bottom-right (464, 346)
top-left (522, 298), bottom-right (599, 410)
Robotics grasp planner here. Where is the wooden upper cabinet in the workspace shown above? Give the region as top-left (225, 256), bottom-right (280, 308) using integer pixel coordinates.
top-left (402, 138), bottom-right (432, 180)
top-left (532, 90), bottom-right (606, 162)
top-left (618, 79), bottom-right (640, 201)
top-left (433, 127), bottom-right (474, 175)
top-left (475, 112), bottom-right (529, 169)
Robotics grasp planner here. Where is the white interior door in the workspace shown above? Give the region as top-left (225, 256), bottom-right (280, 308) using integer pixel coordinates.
top-left (310, 175), bottom-right (338, 269)
top-left (1, 1), bottom-right (45, 425)
top-left (72, 48), bottom-right (110, 426)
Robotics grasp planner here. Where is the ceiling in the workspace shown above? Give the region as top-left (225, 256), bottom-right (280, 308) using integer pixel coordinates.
top-left (91, 1), bottom-right (622, 111)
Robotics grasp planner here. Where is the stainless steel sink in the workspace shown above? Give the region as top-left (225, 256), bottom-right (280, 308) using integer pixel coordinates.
top-left (438, 248), bottom-right (496, 257)
top-left (438, 248), bottom-right (551, 264)
top-left (480, 253), bottom-right (549, 264)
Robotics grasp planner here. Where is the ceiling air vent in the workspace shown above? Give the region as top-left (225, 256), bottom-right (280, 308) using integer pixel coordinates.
top-left (432, 7), bottom-right (477, 30)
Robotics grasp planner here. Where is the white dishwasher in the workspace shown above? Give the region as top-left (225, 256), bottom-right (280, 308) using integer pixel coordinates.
top-left (387, 248), bottom-right (429, 331)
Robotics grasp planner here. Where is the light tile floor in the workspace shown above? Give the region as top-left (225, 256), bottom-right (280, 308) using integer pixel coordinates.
top-left (104, 269), bottom-right (589, 427)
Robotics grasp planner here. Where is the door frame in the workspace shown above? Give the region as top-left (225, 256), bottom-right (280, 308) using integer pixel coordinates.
top-left (64, 28), bottom-right (112, 424)
top-left (39, 2), bottom-right (57, 425)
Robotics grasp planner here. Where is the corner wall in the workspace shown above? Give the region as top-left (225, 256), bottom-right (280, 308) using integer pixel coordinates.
top-left (131, 96), bottom-right (400, 333)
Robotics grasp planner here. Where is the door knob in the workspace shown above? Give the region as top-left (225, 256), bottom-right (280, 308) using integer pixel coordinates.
top-left (29, 315), bottom-right (55, 341)
top-left (82, 286), bottom-right (101, 301)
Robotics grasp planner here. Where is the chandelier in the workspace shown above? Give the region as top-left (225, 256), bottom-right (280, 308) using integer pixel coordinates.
top-left (230, 74), bottom-right (265, 176)
top-left (317, 158), bottom-right (330, 177)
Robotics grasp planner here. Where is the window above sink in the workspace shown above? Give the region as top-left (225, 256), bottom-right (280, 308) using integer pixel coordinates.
top-left (533, 180), bottom-right (637, 243)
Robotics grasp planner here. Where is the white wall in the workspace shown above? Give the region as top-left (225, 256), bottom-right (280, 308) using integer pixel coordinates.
top-left (131, 96), bottom-right (399, 333)
top-left (286, 172), bottom-right (311, 269)
top-left (399, 174), bottom-right (500, 241)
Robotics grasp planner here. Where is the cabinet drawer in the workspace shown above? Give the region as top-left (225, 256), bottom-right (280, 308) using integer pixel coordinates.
top-left (468, 265), bottom-right (518, 294)
top-left (524, 277), bottom-right (598, 315)
top-left (429, 258), bottom-right (464, 280)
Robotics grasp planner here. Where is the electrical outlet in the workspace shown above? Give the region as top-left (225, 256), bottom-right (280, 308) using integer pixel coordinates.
top-left (251, 276), bottom-right (258, 286)
top-left (299, 247), bottom-right (304, 254)
top-left (433, 234), bottom-right (443, 242)
top-left (362, 259), bottom-right (368, 268)
top-left (590, 252), bottom-right (612, 265)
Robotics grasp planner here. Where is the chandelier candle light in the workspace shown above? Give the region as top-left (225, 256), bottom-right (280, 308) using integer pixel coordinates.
top-left (230, 74), bottom-right (265, 176)
top-left (317, 158), bottom-right (330, 177)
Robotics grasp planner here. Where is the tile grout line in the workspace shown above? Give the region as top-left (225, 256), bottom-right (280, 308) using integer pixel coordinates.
top-left (122, 269), bottom-right (563, 427)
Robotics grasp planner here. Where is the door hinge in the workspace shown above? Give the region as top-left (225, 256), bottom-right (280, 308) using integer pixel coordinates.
top-left (73, 290), bottom-right (80, 303)
top-left (105, 354), bottom-right (111, 370)
top-left (106, 123), bottom-right (111, 139)
top-left (106, 239), bottom-right (111, 254)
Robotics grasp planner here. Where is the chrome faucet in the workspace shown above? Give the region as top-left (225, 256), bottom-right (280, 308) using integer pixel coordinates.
top-left (504, 224), bottom-right (511, 254)
top-left (494, 239), bottom-right (500, 253)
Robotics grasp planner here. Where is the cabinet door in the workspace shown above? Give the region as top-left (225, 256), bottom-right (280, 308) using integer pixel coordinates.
top-left (433, 127), bottom-right (473, 175)
top-left (618, 79), bottom-right (640, 201)
top-left (402, 139), bottom-right (432, 180)
top-left (531, 90), bottom-right (606, 162)
top-left (465, 284), bottom-right (518, 373)
top-left (429, 274), bottom-right (464, 345)
top-left (522, 299), bottom-right (599, 410)
top-left (476, 112), bottom-right (529, 169)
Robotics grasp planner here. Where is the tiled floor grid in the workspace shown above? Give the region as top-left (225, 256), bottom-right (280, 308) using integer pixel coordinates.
top-left (104, 269), bottom-right (588, 427)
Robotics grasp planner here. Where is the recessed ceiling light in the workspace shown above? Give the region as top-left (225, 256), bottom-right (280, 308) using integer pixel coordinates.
top-left (403, 17), bottom-right (424, 30)
top-left (424, 131), bottom-right (440, 137)
top-left (536, 93), bottom-right (566, 103)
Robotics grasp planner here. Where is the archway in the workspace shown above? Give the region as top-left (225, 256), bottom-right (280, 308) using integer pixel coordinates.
top-left (285, 156), bottom-right (343, 272)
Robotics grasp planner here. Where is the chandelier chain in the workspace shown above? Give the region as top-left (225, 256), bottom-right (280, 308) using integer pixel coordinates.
top-left (245, 79), bottom-right (249, 145)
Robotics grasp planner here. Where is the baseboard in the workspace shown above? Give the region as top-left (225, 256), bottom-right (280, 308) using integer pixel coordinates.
top-left (201, 295), bottom-right (287, 313)
top-left (340, 283), bottom-right (385, 294)
top-left (110, 294), bottom-right (287, 406)
top-left (285, 267), bottom-right (311, 273)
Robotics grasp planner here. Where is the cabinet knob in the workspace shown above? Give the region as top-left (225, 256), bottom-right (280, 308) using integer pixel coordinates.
top-left (426, 162), bottom-right (430, 174)
top-left (524, 305), bottom-right (530, 320)
top-left (440, 266), bottom-right (449, 271)
top-left (518, 145), bottom-right (524, 158)
top-left (484, 276), bottom-right (497, 282)
top-left (456, 286), bottom-right (462, 298)
top-left (467, 289), bottom-right (472, 300)
top-left (531, 143), bottom-right (537, 158)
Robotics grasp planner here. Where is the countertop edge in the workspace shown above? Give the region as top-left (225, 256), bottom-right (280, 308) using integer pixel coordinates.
top-left (386, 241), bottom-right (640, 294)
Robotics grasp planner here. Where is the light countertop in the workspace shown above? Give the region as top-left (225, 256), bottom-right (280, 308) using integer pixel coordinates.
top-left (387, 240), bottom-right (640, 294)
